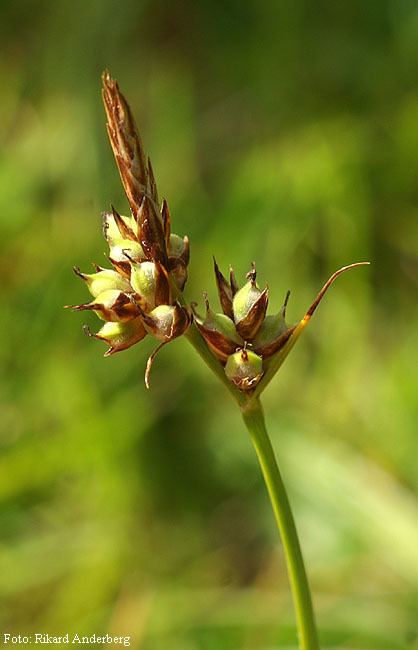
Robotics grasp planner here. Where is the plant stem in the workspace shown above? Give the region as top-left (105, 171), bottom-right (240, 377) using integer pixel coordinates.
top-left (242, 397), bottom-right (320, 650)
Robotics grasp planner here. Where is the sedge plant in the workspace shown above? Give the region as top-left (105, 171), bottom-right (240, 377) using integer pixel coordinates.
top-left (67, 71), bottom-right (369, 649)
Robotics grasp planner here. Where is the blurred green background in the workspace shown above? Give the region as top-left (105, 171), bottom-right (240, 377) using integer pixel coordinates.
top-left (1, 1), bottom-right (417, 648)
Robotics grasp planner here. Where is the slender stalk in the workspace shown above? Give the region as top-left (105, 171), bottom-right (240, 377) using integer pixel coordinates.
top-left (242, 397), bottom-right (320, 650)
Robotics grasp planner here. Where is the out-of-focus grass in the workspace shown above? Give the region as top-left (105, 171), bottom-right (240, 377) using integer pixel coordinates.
top-left (0, 1), bottom-right (417, 648)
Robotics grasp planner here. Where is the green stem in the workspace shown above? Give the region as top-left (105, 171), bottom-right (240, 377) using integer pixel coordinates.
top-left (183, 301), bottom-right (319, 647)
top-left (242, 397), bottom-right (320, 650)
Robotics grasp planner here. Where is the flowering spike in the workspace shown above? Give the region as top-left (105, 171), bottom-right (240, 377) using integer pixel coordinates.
top-left (200, 258), bottom-right (370, 393)
top-left (70, 72), bottom-right (191, 368)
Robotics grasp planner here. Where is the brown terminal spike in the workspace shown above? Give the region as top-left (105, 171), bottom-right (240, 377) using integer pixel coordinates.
top-left (102, 70), bottom-right (152, 216)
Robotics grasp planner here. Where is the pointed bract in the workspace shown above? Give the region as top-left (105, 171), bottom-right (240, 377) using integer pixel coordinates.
top-left (102, 211), bottom-right (139, 248)
top-left (213, 258), bottom-right (234, 318)
top-left (250, 263), bottom-right (370, 397)
top-left (110, 205), bottom-right (137, 241)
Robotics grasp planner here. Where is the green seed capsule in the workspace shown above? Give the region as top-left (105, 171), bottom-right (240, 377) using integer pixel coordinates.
top-left (89, 317), bottom-right (147, 356)
top-left (169, 233), bottom-right (187, 259)
top-left (224, 349), bottom-right (263, 391)
top-left (109, 241), bottom-right (145, 278)
top-left (74, 267), bottom-right (131, 298)
top-left (194, 295), bottom-right (243, 361)
top-left (69, 289), bottom-right (138, 322)
top-left (252, 311), bottom-right (287, 348)
top-left (232, 273), bottom-right (268, 340)
top-left (103, 211), bottom-right (137, 247)
top-left (140, 303), bottom-right (190, 341)
top-left (169, 259), bottom-right (188, 291)
top-left (130, 261), bottom-right (157, 309)
top-left (253, 291), bottom-right (293, 358)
